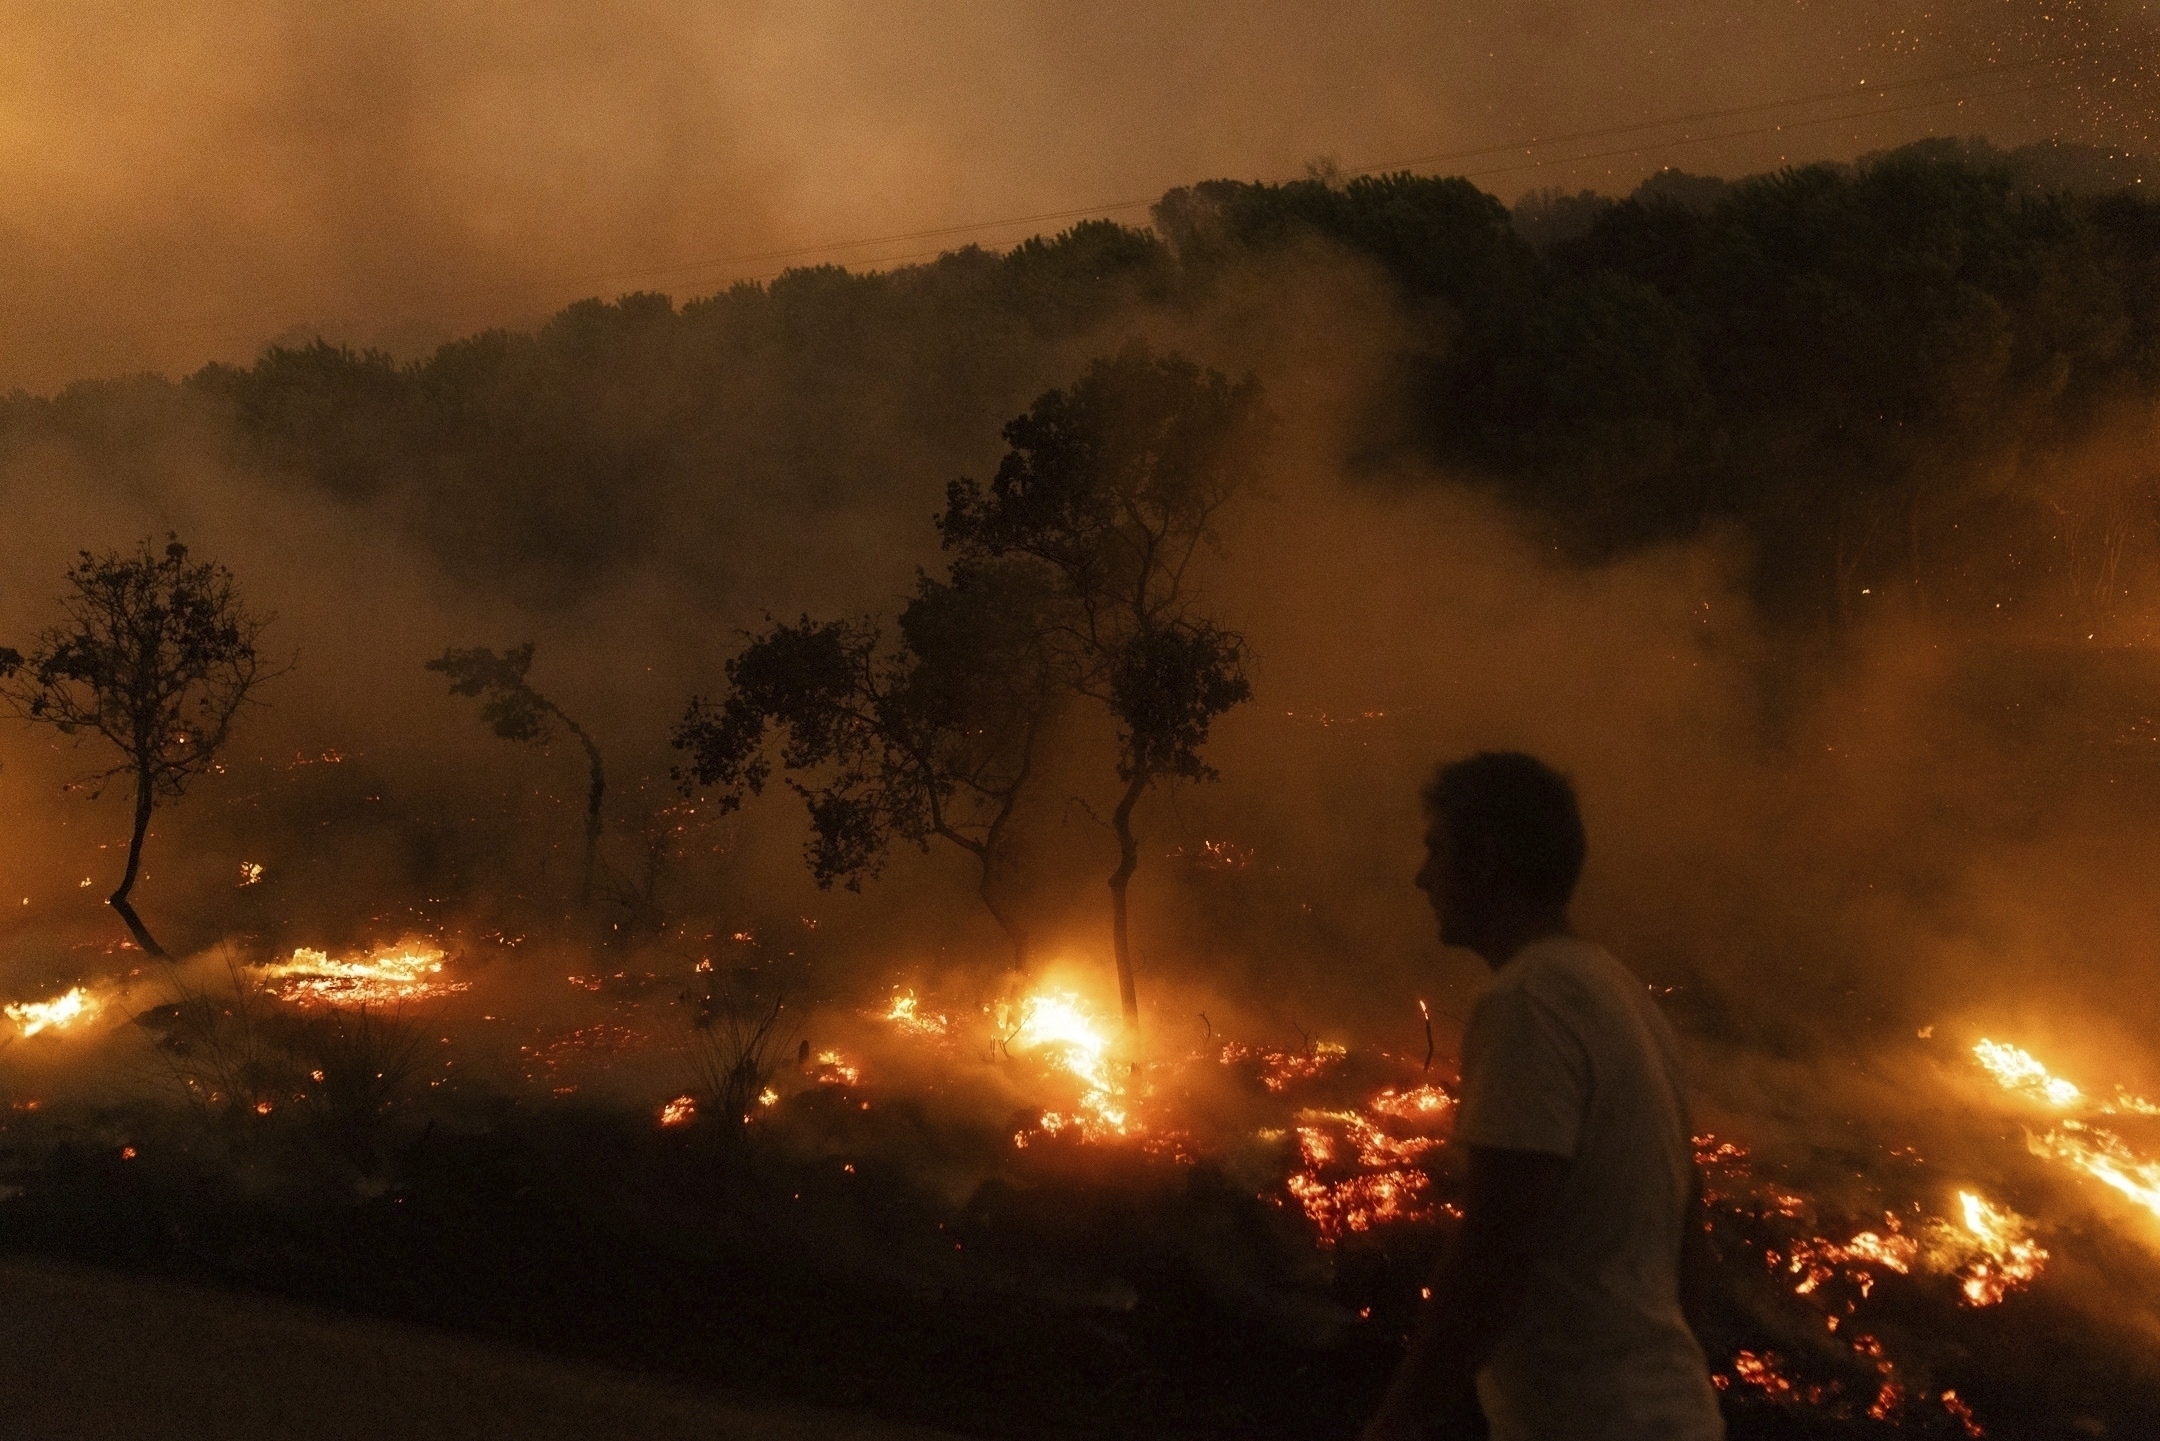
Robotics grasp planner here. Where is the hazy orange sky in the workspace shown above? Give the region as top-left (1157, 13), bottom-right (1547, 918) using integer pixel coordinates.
top-left (0, 0), bottom-right (2146, 392)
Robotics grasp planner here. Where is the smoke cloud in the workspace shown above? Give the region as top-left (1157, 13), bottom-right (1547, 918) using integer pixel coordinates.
top-left (0, 0), bottom-right (2127, 392)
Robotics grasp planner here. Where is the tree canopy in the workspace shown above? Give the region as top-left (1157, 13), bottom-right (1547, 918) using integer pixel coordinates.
top-left (2, 537), bottom-right (277, 956)
top-left (942, 342), bottom-right (1266, 1027)
top-left (427, 643), bottom-right (607, 904)
top-left (672, 562), bottom-right (1063, 967)
top-left (9, 141), bottom-right (2160, 631)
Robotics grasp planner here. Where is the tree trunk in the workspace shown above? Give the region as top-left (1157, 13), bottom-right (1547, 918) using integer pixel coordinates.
top-left (980, 858), bottom-right (1030, 975)
top-left (981, 717), bottom-right (1039, 977)
top-left (1107, 771), bottom-right (1148, 1032)
top-left (111, 770), bottom-right (166, 959)
top-left (567, 721), bottom-right (605, 906)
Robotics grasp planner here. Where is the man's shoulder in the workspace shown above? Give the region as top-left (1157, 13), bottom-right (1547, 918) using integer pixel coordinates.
top-left (1492, 937), bottom-right (1653, 1027)
top-left (1499, 935), bottom-right (1622, 990)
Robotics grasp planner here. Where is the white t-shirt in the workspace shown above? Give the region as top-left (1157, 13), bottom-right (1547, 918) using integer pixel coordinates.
top-left (1453, 935), bottom-right (1724, 1441)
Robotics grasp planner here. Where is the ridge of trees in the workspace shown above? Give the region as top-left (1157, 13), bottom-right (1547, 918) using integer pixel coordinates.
top-left (7, 139), bottom-right (2160, 629)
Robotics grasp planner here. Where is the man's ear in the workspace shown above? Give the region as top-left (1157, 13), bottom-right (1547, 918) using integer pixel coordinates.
top-left (1463, 833), bottom-right (1507, 885)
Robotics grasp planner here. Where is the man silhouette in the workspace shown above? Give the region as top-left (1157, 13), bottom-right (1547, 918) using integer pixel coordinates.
top-left (1363, 752), bottom-right (1722, 1441)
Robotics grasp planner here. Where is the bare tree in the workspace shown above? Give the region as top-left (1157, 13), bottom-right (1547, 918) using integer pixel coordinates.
top-left (3, 537), bottom-right (278, 957)
top-left (427, 643), bottom-right (606, 904)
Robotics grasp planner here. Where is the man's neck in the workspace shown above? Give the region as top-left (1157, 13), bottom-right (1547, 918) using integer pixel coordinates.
top-left (1475, 911), bottom-right (1572, 970)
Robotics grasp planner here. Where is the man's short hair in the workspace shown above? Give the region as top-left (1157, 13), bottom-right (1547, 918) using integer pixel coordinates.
top-left (1421, 751), bottom-right (1586, 907)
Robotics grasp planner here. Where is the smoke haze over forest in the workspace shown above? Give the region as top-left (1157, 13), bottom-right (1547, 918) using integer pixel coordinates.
top-left (8, 0), bottom-right (2160, 390)
top-left (14, 15), bottom-right (2160, 1433)
top-left (11, 135), bottom-right (2160, 1089)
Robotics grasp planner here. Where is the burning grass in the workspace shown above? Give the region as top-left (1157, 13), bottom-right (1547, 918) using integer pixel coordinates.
top-left (257, 942), bottom-right (464, 1007)
top-left (4, 986), bottom-right (99, 1038)
top-left (4, 941), bottom-right (2160, 1439)
top-left (1970, 1036), bottom-right (2160, 1232)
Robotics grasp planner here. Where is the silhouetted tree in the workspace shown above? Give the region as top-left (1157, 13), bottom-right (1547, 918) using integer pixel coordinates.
top-left (2, 537), bottom-right (277, 957)
top-left (942, 342), bottom-right (1267, 1029)
top-left (427, 644), bottom-right (606, 904)
top-left (671, 563), bottom-right (1060, 969)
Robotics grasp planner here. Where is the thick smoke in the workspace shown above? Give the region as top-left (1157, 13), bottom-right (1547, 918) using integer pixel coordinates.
top-left (0, 0), bottom-right (2114, 391)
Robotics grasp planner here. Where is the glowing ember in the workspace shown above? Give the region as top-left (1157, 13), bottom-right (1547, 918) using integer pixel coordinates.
top-left (1716, 1349), bottom-right (1828, 1406)
top-left (659, 1094), bottom-right (696, 1126)
top-left (1367, 1083), bottom-right (1454, 1121)
top-left (813, 1050), bottom-right (859, 1086)
top-left (1941, 1390), bottom-right (1984, 1437)
top-left (1951, 1191), bottom-right (2047, 1306)
top-left (1296, 1109), bottom-right (1440, 1169)
top-left (1258, 1041), bottom-right (1347, 1092)
top-left (1280, 1085), bottom-right (1450, 1244)
top-left (259, 943), bottom-right (463, 1006)
top-left (238, 862), bottom-right (264, 886)
top-left (1781, 1220), bottom-right (1918, 1299)
top-left (1285, 1169), bottom-right (1433, 1244)
top-left (5, 986), bottom-right (98, 1038)
top-left (882, 989), bottom-right (950, 1038)
top-left (1972, 1039), bottom-right (2083, 1108)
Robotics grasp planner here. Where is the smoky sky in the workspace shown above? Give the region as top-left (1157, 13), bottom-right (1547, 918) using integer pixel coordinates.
top-left (0, 0), bottom-right (2137, 393)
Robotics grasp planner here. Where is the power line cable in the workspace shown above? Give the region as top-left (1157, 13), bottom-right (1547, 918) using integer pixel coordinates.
top-left (125, 52), bottom-right (2115, 347)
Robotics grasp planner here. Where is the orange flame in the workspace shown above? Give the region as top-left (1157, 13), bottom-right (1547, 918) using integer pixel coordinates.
top-left (5, 986), bottom-right (98, 1038)
top-left (261, 943), bottom-right (463, 1006)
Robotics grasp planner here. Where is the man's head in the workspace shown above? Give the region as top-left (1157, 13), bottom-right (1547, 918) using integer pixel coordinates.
top-left (1415, 751), bottom-right (1586, 964)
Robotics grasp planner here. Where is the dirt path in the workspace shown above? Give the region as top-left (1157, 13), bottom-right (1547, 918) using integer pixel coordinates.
top-left (0, 1255), bottom-right (966, 1440)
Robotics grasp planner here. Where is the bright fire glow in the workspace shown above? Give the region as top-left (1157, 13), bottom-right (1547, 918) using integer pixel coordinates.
top-left (1367, 1084), bottom-right (1454, 1121)
top-left (1260, 1041), bottom-right (1347, 1092)
top-left (2033, 1121), bottom-right (2160, 1224)
top-left (259, 943), bottom-right (464, 1006)
top-left (1285, 1169), bottom-right (1431, 1243)
top-left (1972, 1039), bottom-right (2083, 1107)
top-left (1972, 1039), bottom-right (2160, 1235)
top-left (5, 987), bottom-right (98, 1038)
top-left (659, 1094), bottom-right (696, 1126)
top-left (1005, 989), bottom-right (1129, 1137)
top-left (1952, 1190), bottom-right (2047, 1306)
top-left (883, 989), bottom-right (950, 1038)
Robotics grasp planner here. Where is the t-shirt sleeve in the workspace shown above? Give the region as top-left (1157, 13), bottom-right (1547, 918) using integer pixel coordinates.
top-left (1454, 981), bottom-right (1590, 1160)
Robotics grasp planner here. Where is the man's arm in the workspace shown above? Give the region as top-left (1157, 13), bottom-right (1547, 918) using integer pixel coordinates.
top-left (1678, 1161), bottom-right (1718, 1342)
top-left (1362, 1145), bottom-right (1571, 1441)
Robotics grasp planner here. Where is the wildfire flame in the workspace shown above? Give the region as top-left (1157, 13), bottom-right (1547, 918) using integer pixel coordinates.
top-left (1971, 1038), bottom-right (2160, 1233)
top-left (2032, 1122), bottom-right (2160, 1224)
top-left (1005, 989), bottom-right (1129, 1136)
top-left (259, 943), bottom-right (463, 1006)
top-left (1953, 1190), bottom-right (2047, 1306)
top-left (5, 986), bottom-right (98, 1038)
top-left (1972, 1039), bottom-right (2083, 1107)
top-left (659, 1093), bottom-right (696, 1126)
top-left (883, 989), bottom-right (950, 1038)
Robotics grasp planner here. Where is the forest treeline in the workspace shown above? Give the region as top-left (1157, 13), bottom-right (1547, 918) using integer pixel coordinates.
top-left (7, 136), bottom-right (2160, 631)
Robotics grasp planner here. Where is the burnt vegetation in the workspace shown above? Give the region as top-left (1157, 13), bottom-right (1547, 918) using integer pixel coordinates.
top-left (10, 137), bottom-right (2160, 1440)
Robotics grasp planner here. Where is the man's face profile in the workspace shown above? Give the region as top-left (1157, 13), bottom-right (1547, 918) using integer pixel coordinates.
top-left (1415, 817), bottom-right (1474, 950)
